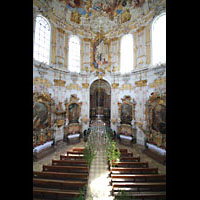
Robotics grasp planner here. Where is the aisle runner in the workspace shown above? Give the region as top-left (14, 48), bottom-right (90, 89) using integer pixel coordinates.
top-left (86, 125), bottom-right (113, 200)
top-left (86, 150), bottom-right (113, 200)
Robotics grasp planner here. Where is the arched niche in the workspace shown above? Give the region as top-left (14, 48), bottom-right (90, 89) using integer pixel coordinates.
top-left (89, 79), bottom-right (111, 126)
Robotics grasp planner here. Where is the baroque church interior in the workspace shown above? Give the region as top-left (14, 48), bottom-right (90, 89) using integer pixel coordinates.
top-left (33, 0), bottom-right (166, 199)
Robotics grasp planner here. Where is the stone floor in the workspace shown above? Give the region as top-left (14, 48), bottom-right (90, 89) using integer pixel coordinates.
top-left (33, 139), bottom-right (166, 199)
top-left (33, 141), bottom-right (86, 172)
top-left (86, 149), bottom-right (113, 200)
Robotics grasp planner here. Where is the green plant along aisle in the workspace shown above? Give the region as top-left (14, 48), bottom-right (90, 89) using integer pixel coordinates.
top-left (106, 132), bottom-right (120, 167)
top-left (83, 130), bottom-right (96, 167)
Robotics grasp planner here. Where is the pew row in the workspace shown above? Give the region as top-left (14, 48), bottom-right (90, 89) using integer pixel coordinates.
top-left (43, 165), bottom-right (89, 174)
top-left (120, 157), bottom-right (140, 162)
top-left (60, 154), bottom-right (84, 160)
top-left (112, 182), bottom-right (166, 193)
top-left (110, 167), bottom-right (158, 174)
top-left (113, 161), bottom-right (149, 168)
top-left (33, 171), bottom-right (88, 181)
top-left (33, 187), bottom-right (85, 200)
top-left (113, 191), bottom-right (166, 200)
top-left (110, 174), bottom-right (166, 183)
top-left (33, 178), bottom-right (87, 190)
top-left (52, 159), bottom-right (87, 166)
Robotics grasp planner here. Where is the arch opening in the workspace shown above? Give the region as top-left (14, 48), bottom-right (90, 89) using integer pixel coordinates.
top-left (89, 79), bottom-right (111, 127)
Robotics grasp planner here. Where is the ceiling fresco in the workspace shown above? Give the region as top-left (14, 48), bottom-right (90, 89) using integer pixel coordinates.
top-left (58, 0), bottom-right (144, 21)
top-left (54, 0), bottom-right (148, 33)
top-left (34, 0), bottom-right (165, 37)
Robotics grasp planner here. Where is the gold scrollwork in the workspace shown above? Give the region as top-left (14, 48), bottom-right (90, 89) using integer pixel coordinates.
top-left (112, 83), bottom-right (119, 89)
top-left (135, 79), bottom-right (147, 87)
top-left (33, 77), bottom-right (52, 88)
top-left (82, 83), bottom-right (89, 89)
top-left (54, 79), bottom-right (66, 87)
top-left (120, 84), bottom-right (134, 90)
top-left (148, 78), bottom-right (166, 88)
top-left (66, 83), bottom-right (81, 90)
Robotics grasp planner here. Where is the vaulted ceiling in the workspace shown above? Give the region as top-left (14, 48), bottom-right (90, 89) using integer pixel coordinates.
top-left (34, 0), bottom-right (165, 38)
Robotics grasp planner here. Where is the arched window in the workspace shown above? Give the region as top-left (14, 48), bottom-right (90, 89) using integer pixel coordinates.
top-left (151, 12), bottom-right (166, 66)
top-left (68, 35), bottom-right (80, 73)
top-left (33, 15), bottom-right (51, 64)
top-left (120, 34), bottom-right (134, 74)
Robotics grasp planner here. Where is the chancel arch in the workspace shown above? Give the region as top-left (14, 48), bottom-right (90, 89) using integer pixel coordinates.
top-left (90, 79), bottom-right (111, 126)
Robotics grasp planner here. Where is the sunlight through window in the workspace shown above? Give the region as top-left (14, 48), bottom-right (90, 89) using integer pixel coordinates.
top-left (120, 34), bottom-right (134, 74)
top-left (152, 13), bottom-right (166, 65)
top-left (34, 15), bottom-right (51, 64)
top-left (68, 35), bottom-right (80, 73)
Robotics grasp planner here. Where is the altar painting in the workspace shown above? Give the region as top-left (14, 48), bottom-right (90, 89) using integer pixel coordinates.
top-left (152, 104), bottom-right (166, 134)
top-left (121, 103), bottom-right (132, 125)
top-left (33, 102), bottom-right (49, 130)
top-left (68, 103), bottom-right (79, 124)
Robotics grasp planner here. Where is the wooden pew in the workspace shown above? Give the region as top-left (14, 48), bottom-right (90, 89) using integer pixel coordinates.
top-left (43, 165), bottom-right (89, 174)
top-left (119, 149), bottom-right (128, 153)
top-left (72, 147), bottom-right (85, 152)
top-left (119, 152), bottom-right (133, 157)
top-left (66, 151), bottom-right (84, 156)
top-left (33, 178), bottom-right (87, 190)
top-left (33, 187), bottom-right (84, 200)
top-left (113, 191), bottom-right (166, 200)
top-left (33, 171), bottom-right (88, 181)
top-left (60, 155), bottom-right (84, 160)
top-left (113, 161), bottom-right (149, 168)
top-left (111, 174), bottom-right (166, 183)
top-left (52, 159), bottom-right (87, 166)
top-left (110, 167), bottom-right (158, 174)
top-left (112, 182), bottom-right (166, 193)
top-left (120, 157), bottom-right (140, 162)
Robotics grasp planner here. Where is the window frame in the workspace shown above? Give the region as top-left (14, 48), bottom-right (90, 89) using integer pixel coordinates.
top-left (150, 11), bottom-right (166, 66)
top-left (33, 14), bottom-right (51, 65)
top-left (120, 33), bottom-right (134, 74)
top-left (68, 34), bottom-right (81, 73)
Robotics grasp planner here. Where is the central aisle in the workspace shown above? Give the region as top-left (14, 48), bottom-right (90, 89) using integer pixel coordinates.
top-left (86, 126), bottom-right (114, 200)
top-left (86, 149), bottom-right (113, 200)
